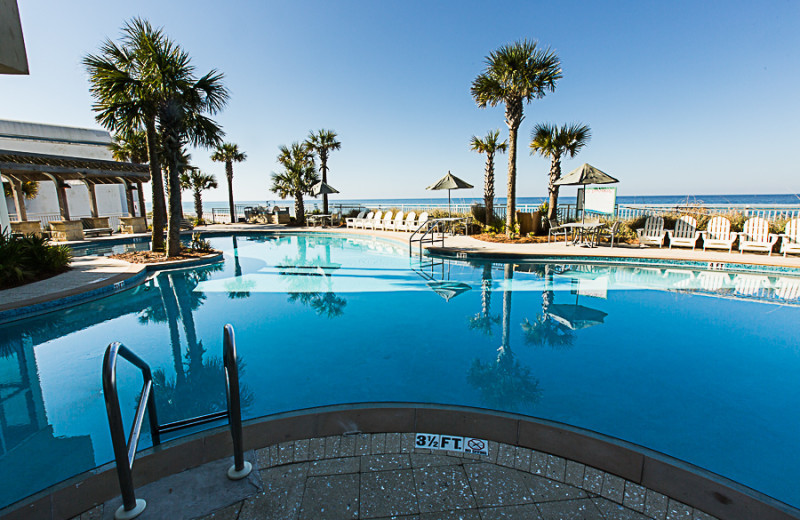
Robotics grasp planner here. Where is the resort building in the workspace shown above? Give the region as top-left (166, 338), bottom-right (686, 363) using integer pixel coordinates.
top-left (0, 120), bottom-right (150, 233)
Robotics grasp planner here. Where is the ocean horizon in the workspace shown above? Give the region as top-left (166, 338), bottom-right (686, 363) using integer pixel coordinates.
top-left (162, 193), bottom-right (800, 213)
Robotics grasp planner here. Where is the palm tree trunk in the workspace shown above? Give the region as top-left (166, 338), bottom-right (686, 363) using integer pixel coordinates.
top-left (484, 152), bottom-right (495, 226)
top-left (320, 152), bottom-right (328, 215)
top-left (547, 155), bottom-right (562, 221)
top-left (164, 143), bottom-right (183, 257)
top-left (500, 263), bottom-right (513, 354)
top-left (295, 193), bottom-right (305, 226)
top-left (504, 99), bottom-right (523, 237)
top-left (145, 120), bottom-right (166, 251)
top-left (226, 160), bottom-right (235, 223)
top-left (194, 190), bottom-right (203, 221)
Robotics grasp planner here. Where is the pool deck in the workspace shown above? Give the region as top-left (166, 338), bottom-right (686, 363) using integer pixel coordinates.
top-left (2, 223), bottom-right (800, 319)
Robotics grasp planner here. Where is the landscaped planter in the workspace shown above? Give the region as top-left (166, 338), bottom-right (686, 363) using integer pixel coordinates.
top-left (119, 216), bottom-right (147, 234)
top-left (49, 220), bottom-right (84, 241)
top-left (10, 221), bottom-right (42, 236)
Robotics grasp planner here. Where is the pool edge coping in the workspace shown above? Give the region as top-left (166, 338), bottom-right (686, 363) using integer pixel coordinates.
top-left (2, 403), bottom-right (798, 520)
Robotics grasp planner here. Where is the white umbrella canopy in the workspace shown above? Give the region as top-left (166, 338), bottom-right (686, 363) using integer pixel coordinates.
top-left (426, 171), bottom-right (473, 216)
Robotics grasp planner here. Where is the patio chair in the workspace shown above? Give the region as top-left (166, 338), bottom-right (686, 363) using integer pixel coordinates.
top-left (389, 211), bottom-right (405, 231)
top-left (775, 276), bottom-right (800, 301)
top-left (780, 218), bottom-right (800, 257)
top-left (413, 212), bottom-right (430, 233)
top-left (700, 216), bottom-right (736, 252)
top-left (595, 221), bottom-right (620, 248)
top-left (356, 211), bottom-right (374, 229)
top-left (364, 211), bottom-right (382, 230)
top-left (547, 218), bottom-right (570, 243)
top-left (346, 210), bottom-right (365, 228)
top-left (398, 211), bottom-right (416, 232)
top-left (636, 216), bottom-right (666, 247)
top-left (666, 215), bottom-right (701, 250)
top-left (738, 217), bottom-right (778, 255)
top-left (733, 274), bottom-right (771, 296)
top-left (376, 211), bottom-right (394, 230)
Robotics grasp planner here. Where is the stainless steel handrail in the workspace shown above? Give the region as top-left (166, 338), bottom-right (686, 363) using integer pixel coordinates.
top-left (102, 324), bottom-right (251, 520)
top-left (409, 217), bottom-right (471, 256)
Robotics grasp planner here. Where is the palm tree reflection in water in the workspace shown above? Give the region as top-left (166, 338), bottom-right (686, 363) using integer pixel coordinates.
top-left (138, 266), bottom-right (254, 424)
top-left (225, 236), bottom-right (256, 299)
top-left (279, 236), bottom-right (347, 319)
top-left (521, 264), bottom-right (575, 349)
top-left (468, 263), bottom-right (542, 411)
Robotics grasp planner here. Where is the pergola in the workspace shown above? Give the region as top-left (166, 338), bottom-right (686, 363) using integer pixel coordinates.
top-left (0, 149), bottom-right (150, 223)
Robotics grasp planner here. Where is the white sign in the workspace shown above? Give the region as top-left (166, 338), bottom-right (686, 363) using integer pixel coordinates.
top-left (584, 186), bottom-right (617, 215)
top-left (415, 433), bottom-right (489, 456)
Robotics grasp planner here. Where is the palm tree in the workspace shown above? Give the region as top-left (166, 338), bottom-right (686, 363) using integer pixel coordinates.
top-left (530, 123), bottom-right (591, 221)
top-left (110, 130), bottom-right (149, 163)
top-left (84, 18), bottom-right (228, 256)
top-left (84, 18), bottom-right (169, 250)
top-left (471, 40), bottom-right (562, 236)
top-left (180, 168), bottom-right (218, 222)
top-left (305, 130), bottom-right (341, 215)
top-left (470, 130), bottom-right (507, 226)
top-left (270, 142), bottom-right (318, 226)
top-left (211, 143), bottom-right (246, 223)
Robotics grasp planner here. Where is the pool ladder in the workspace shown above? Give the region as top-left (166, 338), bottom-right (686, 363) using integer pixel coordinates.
top-left (102, 324), bottom-right (251, 520)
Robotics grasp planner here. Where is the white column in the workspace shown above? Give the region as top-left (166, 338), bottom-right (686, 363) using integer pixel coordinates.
top-left (0, 174), bottom-right (10, 234)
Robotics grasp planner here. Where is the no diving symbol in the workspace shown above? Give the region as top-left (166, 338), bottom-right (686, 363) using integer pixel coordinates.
top-left (468, 438), bottom-right (485, 451)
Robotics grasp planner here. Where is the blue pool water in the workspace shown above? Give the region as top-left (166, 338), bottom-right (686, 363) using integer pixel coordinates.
top-left (1, 232), bottom-right (800, 509)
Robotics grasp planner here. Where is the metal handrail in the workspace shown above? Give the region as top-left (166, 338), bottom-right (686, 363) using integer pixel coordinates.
top-left (409, 217), bottom-right (471, 257)
top-left (102, 324), bottom-right (251, 520)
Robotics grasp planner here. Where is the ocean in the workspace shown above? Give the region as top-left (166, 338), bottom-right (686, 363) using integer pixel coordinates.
top-left (166, 193), bottom-right (800, 214)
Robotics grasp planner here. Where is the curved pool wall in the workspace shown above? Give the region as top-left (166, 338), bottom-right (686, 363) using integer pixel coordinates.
top-left (5, 405), bottom-right (800, 520)
top-left (2, 232), bottom-right (800, 511)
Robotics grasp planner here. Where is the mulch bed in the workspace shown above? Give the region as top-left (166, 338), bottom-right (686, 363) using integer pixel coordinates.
top-left (111, 248), bottom-right (220, 264)
top-left (472, 233), bottom-right (552, 244)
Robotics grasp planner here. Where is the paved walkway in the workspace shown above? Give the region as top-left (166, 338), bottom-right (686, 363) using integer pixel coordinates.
top-left (67, 434), bottom-right (718, 520)
top-left (0, 255), bottom-right (141, 312)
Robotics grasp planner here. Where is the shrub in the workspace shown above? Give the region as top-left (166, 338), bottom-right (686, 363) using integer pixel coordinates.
top-left (190, 233), bottom-right (212, 253)
top-left (0, 232), bottom-right (72, 289)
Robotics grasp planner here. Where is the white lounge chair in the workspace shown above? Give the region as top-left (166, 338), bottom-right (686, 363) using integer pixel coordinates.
top-left (376, 211), bottom-right (394, 230)
top-left (356, 211), bottom-right (374, 229)
top-left (412, 212), bottom-right (430, 233)
top-left (389, 211), bottom-right (405, 231)
top-left (733, 274), bottom-right (771, 296)
top-left (738, 217), bottom-right (778, 255)
top-left (636, 216), bottom-right (666, 247)
top-left (775, 277), bottom-right (800, 301)
top-left (700, 216), bottom-right (736, 252)
top-left (364, 211), bottom-right (382, 230)
top-left (780, 218), bottom-right (800, 257)
top-left (398, 211), bottom-right (416, 232)
top-left (697, 271), bottom-right (731, 292)
top-left (666, 215), bottom-right (701, 250)
top-left (346, 210), bottom-right (366, 228)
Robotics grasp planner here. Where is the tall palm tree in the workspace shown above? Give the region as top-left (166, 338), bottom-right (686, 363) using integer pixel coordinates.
top-left (270, 142), bottom-right (318, 226)
top-left (84, 18), bottom-right (228, 256)
top-left (471, 40), bottom-right (562, 236)
top-left (305, 129), bottom-right (341, 215)
top-left (211, 143), bottom-right (246, 223)
top-left (530, 123), bottom-right (591, 221)
top-left (84, 18), bottom-right (169, 250)
top-left (470, 130), bottom-right (507, 226)
top-left (180, 168), bottom-right (218, 221)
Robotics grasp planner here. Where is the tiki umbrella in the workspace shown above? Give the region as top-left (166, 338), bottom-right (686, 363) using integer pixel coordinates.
top-left (546, 303), bottom-right (608, 330)
top-left (426, 171), bottom-right (473, 216)
top-left (311, 181), bottom-right (339, 197)
top-left (554, 163), bottom-right (619, 225)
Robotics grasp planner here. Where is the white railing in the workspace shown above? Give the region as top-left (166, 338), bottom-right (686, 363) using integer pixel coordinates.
top-left (615, 204), bottom-right (800, 222)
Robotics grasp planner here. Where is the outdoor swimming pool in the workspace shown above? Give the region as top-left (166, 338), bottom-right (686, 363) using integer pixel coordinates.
top-left (1, 232), bottom-right (799, 510)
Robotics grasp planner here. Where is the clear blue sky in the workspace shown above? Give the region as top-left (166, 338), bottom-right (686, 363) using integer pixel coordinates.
top-left (2, 0), bottom-right (798, 203)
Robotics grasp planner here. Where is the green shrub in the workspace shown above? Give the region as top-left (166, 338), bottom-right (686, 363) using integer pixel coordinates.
top-left (190, 233), bottom-right (212, 252)
top-left (0, 231), bottom-right (72, 289)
